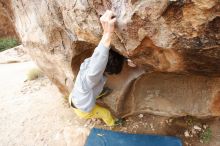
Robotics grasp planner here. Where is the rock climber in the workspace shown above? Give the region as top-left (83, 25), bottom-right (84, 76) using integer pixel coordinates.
top-left (69, 10), bottom-right (136, 126)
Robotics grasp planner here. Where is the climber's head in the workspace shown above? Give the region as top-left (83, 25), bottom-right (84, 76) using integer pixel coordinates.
top-left (105, 49), bottom-right (124, 75)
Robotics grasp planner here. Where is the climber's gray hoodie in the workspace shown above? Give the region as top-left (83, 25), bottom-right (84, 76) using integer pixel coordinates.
top-left (70, 43), bottom-right (109, 112)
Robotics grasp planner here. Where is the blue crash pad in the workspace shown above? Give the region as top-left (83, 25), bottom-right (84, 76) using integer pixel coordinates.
top-left (85, 128), bottom-right (182, 146)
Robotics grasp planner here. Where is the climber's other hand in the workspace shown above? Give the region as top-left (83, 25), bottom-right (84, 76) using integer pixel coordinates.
top-left (127, 59), bottom-right (137, 67)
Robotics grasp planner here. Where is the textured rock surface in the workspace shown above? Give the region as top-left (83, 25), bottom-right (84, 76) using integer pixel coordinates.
top-left (3, 0), bottom-right (220, 117)
top-left (0, 1), bottom-right (18, 38)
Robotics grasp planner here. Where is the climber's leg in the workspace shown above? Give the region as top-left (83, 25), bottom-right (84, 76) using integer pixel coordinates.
top-left (74, 105), bottom-right (115, 126)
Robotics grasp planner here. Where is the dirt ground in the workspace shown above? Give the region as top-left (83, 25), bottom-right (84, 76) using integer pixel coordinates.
top-left (0, 47), bottom-right (219, 146)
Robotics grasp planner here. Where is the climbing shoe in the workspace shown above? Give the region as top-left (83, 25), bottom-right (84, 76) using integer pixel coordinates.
top-left (114, 118), bottom-right (125, 126)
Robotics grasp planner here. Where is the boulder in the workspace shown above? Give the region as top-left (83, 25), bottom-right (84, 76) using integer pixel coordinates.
top-left (0, 1), bottom-right (18, 38)
top-left (3, 0), bottom-right (220, 117)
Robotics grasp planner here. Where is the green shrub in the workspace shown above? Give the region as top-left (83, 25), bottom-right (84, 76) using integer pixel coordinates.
top-left (27, 68), bottom-right (43, 80)
top-left (0, 38), bottom-right (19, 52)
top-left (200, 127), bottom-right (212, 143)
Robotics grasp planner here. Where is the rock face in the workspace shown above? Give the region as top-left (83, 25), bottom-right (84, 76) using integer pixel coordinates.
top-left (4, 0), bottom-right (220, 117)
top-left (0, 1), bottom-right (18, 38)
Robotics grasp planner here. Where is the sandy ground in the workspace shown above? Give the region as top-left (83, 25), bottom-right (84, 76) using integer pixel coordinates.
top-left (0, 47), bottom-right (219, 146)
top-left (0, 48), bottom-right (90, 146)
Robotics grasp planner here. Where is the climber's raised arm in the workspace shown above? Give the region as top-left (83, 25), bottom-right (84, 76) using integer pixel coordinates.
top-left (85, 10), bottom-right (116, 88)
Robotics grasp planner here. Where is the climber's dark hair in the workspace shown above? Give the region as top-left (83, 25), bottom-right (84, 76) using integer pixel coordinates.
top-left (105, 49), bottom-right (124, 75)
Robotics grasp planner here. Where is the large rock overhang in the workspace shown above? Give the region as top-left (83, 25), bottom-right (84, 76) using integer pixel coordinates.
top-left (5, 0), bottom-right (220, 117)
